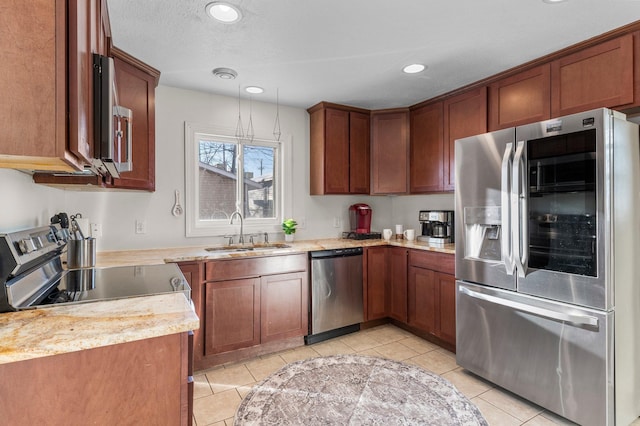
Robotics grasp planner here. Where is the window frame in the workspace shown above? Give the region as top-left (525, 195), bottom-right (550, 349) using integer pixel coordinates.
top-left (184, 122), bottom-right (292, 238)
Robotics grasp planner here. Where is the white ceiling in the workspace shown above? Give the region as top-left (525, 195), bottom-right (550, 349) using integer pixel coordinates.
top-left (107, 0), bottom-right (640, 110)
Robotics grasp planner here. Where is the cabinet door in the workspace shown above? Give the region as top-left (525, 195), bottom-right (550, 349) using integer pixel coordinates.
top-left (365, 247), bottom-right (388, 320)
top-left (388, 248), bottom-right (408, 323)
top-left (410, 102), bottom-right (444, 193)
top-left (371, 110), bottom-right (409, 194)
top-left (108, 48), bottom-right (159, 191)
top-left (489, 64), bottom-right (551, 130)
top-left (551, 34), bottom-right (634, 116)
top-left (437, 273), bottom-right (456, 346)
top-left (407, 266), bottom-right (437, 334)
top-left (204, 278), bottom-right (260, 355)
top-left (349, 111), bottom-right (371, 194)
top-left (260, 272), bottom-right (308, 343)
top-left (68, 0), bottom-right (96, 165)
top-left (0, 0), bottom-right (76, 171)
top-left (443, 87), bottom-right (487, 191)
top-left (323, 108), bottom-right (350, 194)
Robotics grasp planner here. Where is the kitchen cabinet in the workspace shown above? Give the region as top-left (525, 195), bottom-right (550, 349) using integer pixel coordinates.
top-left (388, 247), bottom-right (408, 323)
top-left (0, 0), bottom-right (79, 172)
top-left (260, 272), bottom-right (308, 343)
top-left (551, 34), bottom-right (635, 117)
top-left (107, 47), bottom-right (160, 191)
top-left (443, 87), bottom-right (487, 192)
top-left (196, 254), bottom-right (307, 368)
top-left (0, 332), bottom-right (192, 425)
top-left (489, 64), bottom-right (551, 131)
top-left (371, 109), bottom-right (410, 194)
top-left (34, 47), bottom-right (160, 191)
top-left (308, 102), bottom-right (370, 195)
top-left (407, 250), bottom-right (456, 349)
top-left (409, 102), bottom-right (444, 193)
top-left (205, 278), bottom-right (261, 355)
top-left (364, 246), bottom-right (388, 321)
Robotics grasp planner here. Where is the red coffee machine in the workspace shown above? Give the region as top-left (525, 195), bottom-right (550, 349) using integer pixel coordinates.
top-left (349, 203), bottom-right (372, 234)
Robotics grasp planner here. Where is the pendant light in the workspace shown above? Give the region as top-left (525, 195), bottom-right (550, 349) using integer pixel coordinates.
top-left (246, 94), bottom-right (255, 143)
top-left (235, 85), bottom-right (244, 142)
top-left (273, 88), bottom-right (282, 141)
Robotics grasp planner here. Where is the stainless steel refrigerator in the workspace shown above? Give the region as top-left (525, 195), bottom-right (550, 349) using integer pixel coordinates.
top-left (455, 108), bottom-right (640, 426)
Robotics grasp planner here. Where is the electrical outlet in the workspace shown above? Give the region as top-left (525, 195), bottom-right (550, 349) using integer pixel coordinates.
top-left (90, 223), bottom-right (103, 238)
top-left (298, 216), bottom-right (306, 229)
top-left (333, 216), bottom-right (341, 228)
top-left (135, 220), bottom-right (146, 234)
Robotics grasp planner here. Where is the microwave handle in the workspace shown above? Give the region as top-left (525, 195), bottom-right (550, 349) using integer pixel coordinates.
top-left (114, 105), bottom-right (133, 173)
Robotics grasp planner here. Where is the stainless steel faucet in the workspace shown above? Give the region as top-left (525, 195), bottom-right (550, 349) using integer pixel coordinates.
top-left (229, 211), bottom-right (244, 244)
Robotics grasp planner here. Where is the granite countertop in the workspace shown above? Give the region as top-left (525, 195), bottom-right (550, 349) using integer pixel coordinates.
top-left (0, 237), bottom-right (450, 365)
top-left (96, 238), bottom-right (455, 267)
top-left (0, 293), bottom-right (199, 365)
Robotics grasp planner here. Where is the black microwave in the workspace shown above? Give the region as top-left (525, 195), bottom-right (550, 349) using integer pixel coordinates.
top-left (92, 54), bottom-right (132, 178)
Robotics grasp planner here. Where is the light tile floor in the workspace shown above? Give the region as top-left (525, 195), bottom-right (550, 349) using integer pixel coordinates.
top-left (191, 324), bottom-right (635, 426)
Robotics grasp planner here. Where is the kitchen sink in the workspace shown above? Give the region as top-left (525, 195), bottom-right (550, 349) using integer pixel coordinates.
top-left (205, 243), bottom-right (291, 253)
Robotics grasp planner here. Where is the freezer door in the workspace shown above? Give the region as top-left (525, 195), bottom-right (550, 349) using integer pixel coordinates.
top-left (456, 281), bottom-right (613, 426)
top-left (455, 128), bottom-right (517, 290)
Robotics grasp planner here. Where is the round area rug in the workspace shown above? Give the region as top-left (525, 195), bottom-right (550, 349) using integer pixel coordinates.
top-left (234, 354), bottom-right (487, 425)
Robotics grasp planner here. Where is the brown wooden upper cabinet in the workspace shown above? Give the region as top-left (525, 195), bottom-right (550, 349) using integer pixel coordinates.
top-left (443, 87), bottom-right (487, 192)
top-left (551, 34), bottom-right (635, 117)
top-left (409, 102), bottom-right (444, 193)
top-left (107, 48), bottom-right (160, 191)
top-left (489, 64), bottom-right (551, 131)
top-left (371, 109), bottom-right (410, 195)
top-left (308, 102), bottom-right (370, 195)
top-left (0, 0), bottom-right (88, 172)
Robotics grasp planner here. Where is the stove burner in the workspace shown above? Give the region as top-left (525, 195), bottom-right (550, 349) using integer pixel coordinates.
top-left (44, 288), bottom-right (76, 305)
top-left (342, 231), bottom-right (382, 240)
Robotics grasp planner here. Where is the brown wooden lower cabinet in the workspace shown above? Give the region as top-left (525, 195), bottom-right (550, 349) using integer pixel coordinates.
top-left (187, 255), bottom-right (308, 369)
top-left (364, 246), bottom-right (388, 320)
top-left (388, 247), bottom-right (408, 322)
top-left (205, 278), bottom-right (261, 355)
top-left (0, 333), bottom-right (191, 425)
top-left (260, 271), bottom-right (308, 343)
top-left (407, 250), bottom-right (456, 349)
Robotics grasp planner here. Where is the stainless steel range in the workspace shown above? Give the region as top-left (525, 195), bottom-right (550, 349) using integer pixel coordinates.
top-left (0, 224), bottom-right (190, 313)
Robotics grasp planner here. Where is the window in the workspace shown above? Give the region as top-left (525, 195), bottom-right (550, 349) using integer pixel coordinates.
top-left (185, 122), bottom-right (291, 237)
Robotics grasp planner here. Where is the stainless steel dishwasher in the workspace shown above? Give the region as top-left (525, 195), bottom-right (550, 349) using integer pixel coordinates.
top-left (305, 247), bottom-right (364, 344)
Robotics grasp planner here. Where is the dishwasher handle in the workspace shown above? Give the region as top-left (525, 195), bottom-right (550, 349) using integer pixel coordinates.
top-left (309, 247), bottom-right (363, 259)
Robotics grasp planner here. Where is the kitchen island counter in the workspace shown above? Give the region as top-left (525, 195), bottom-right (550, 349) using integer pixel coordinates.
top-left (0, 292), bottom-right (199, 364)
top-left (95, 238), bottom-right (455, 267)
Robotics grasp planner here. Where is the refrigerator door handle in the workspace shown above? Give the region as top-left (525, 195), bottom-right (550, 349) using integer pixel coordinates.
top-left (501, 143), bottom-right (515, 275)
top-left (512, 141), bottom-right (527, 278)
top-left (458, 286), bottom-right (599, 328)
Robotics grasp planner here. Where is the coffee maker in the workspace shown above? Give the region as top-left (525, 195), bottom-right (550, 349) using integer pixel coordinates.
top-left (418, 210), bottom-right (454, 245)
top-left (349, 203), bottom-right (372, 233)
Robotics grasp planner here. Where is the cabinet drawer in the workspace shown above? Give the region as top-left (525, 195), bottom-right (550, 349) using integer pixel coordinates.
top-left (205, 254), bottom-right (307, 281)
top-left (408, 250), bottom-right (454, 275)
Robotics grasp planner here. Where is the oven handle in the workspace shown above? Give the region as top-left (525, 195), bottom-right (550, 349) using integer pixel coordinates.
top-left (459, 286), bottom-right (599, 328)
top-left (501, 143), bottom-right (515, 275)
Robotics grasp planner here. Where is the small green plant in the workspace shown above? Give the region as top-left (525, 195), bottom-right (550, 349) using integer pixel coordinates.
top-left (282, 218), bottom-right (297, 235)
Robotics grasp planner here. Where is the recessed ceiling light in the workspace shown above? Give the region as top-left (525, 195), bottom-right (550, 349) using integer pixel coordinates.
top-left (245, 86), bottom-right (264, 94)
top-left (212, 67), bottom-right (238, 80)
top-left (403, 64), bottom-right (426, 74)
top-left (206, 2), bottom-right (242, 23)
top-left (542, 0), bottom-right (567, 3)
